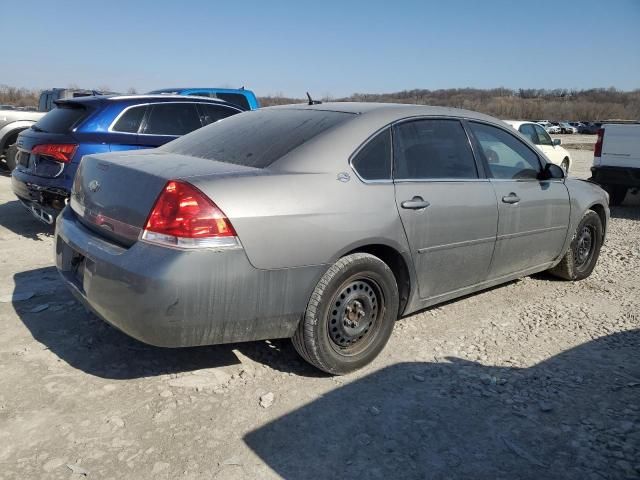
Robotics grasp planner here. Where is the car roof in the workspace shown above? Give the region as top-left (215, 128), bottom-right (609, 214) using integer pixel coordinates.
top-left (267, 102), bottom-right (500, 123)
top-left (56, 94), bottom-right (240, 108)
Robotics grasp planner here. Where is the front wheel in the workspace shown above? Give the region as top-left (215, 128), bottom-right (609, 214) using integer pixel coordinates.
top-left (561, 158), bottom-right (570, 173)
top-left (292, 253), bottom-right (399, 375)
top-left (549, 210), bottom-right (603, 281)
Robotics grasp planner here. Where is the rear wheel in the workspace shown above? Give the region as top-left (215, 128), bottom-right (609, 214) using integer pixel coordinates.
top-left (5, 143), bottom-right (18, 171)
top-left (602, 185), bottom-right (627, 206)
top-left (292, 253), bottom-right (399, 375)
top-left (549, 210), bottom-right (603, 281)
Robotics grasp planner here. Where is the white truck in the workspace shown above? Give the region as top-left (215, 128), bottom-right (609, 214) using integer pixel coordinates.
top-left (591, 123), bottom-right (640, 206)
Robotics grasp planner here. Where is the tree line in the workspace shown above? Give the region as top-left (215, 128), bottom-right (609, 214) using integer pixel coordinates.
top-left (3, 84), bottom-right (638, 120)
top-left (260, 87), bottom-right (640, 121)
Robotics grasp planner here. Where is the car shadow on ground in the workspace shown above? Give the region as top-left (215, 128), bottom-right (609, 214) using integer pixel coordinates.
top-left (245, 329), bottom-right (640, 480)
top-left (0, 198), bottom-right (53, 240)
top-left (13, 266), bottom-right (324, 379)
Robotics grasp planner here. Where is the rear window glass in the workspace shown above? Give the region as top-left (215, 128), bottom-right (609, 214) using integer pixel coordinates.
top-left (215, 93), bottom-right (250, 110)
top-left (161, 109), bottom-right (355, 168)
top-left (33, 105), bottom-right (89, 133)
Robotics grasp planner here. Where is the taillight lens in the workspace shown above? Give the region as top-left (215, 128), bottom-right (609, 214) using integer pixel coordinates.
top-left (141, 180), bottom-right (239, 249)
top-left (594, 128), bottom-right (604, 157)
top-left (32, 143), bottom-right (78, 163)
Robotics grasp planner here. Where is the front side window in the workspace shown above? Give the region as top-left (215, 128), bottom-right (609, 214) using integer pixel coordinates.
top-left (142, 103), bottom-right (202, 136)
top-left (112, 106), bottom-right (146, 133)
top-left (198, 104), bottom-right (240, 126)
top-left (351, 128), bottom-right (392, 180)
top-left (533, 124), bottom-right (553, 146)
top-left (469, 122), bottom-right (541, 180)
top-left (393, 119), bottom-right (478, 180)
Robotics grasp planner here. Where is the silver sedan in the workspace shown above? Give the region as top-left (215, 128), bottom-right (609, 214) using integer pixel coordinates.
top-left (55, 103), bottom-right (609, 374)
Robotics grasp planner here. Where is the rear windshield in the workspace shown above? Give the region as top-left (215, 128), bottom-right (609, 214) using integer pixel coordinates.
top-left (160, 109), bottom-right (354, 168)
top-left (33, 104), bottom-right (89, 133)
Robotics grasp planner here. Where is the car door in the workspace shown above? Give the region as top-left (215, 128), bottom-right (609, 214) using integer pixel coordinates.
top-left (393, 118), bottom-right (499, 300)
top-left (139, 102), bottom-right (203, 148)
top-left (531, 123), bottom-right (563, 164)
top-left (107, 104), bottom-right (147, 151)
top-left (466, 121), bottom-right (570, 279)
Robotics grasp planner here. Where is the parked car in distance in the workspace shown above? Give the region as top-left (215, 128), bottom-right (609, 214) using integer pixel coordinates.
top-left (0, 108), bottom-right (45, 170)
top-left (38, 88), bottom-right (119, 112)
top-left (570, 122), bottom-right (589, 133)
top-left (582, 122), bottom-right (603, 134)
top-left (1, 104), bottom-right (17, 110)
top-left (55, 103), bottom-right (609, 374)
top-left (148, 87), bottom-right (260, 111)
top-left (545, 124), bottom-right (561, 134)
top-left (591, 123), bottom-right (640, 205)
top-left (504, 120), bottom-right (572, 172)
top-left (12, 95), bottom-right (244, 223)
top-left (558, 122), bottom-right (577, 134)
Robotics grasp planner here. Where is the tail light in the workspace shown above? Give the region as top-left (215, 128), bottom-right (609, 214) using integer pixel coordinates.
top-left (32, 143), bottom-right (78, 163)
top-left (594, 128), bottom-right (604, 158)
top-left (141, 180), bottom-right (239, 249)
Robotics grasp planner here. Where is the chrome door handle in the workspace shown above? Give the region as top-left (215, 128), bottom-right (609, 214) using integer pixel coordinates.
top-left (401, 196), bottom-right (430, 210)
top-left (502, 193), bottom-right (520, 204)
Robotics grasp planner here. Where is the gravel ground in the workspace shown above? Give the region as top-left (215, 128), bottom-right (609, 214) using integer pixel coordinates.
top-left (0, 151), bottom-right (638, 479)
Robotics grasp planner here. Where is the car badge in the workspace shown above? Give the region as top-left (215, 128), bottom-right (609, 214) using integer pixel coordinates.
top-left (337, 172), bottom-right (351, 183)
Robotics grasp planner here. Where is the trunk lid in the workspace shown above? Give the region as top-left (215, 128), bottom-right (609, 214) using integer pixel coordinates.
top-left (69, 149), bottom-right (261, 246)
top-left (16, 128), bottom-right (79, 177)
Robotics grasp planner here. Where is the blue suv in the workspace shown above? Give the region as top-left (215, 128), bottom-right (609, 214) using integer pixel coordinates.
top-left (148, 87), bottom-right (260, 110)
top-left (12, 95), bottom-right (244, 223)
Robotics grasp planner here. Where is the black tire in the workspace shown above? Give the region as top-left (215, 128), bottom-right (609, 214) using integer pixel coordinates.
top-left (549, 210), bottom-right (603, 281)
top-left (602, 184), bottom-right (627, 206)
top-left (561, 158), bottom-right (570, 173)
top-left (5, 143), bottom-right (18, 171)
top-left (292, 253), bottom-right (399, 375)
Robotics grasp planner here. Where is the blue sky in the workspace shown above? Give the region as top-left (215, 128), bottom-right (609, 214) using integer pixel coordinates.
top-left (2, 0), bottom-right (639, 97)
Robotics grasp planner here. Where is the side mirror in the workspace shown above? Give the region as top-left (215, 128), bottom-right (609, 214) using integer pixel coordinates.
top-left (553, 138), bottom-right (562, 146)
top-left (540, 162), bottom-right (565, 180)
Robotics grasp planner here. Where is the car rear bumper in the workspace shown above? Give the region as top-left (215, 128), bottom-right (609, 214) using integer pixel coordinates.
top-left (55, 207), bottom-right (323, 347)
top-left (591, 166), bottom-right (640, 188)
top-left (11, 167), bottom-right (71, 213)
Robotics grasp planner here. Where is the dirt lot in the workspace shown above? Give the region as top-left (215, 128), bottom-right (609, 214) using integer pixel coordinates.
top-left (1, 152), bottom-right (639, 480)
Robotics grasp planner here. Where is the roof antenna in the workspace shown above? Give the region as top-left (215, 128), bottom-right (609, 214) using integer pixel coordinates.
top-left (306, 92), bottom-right (322, 105)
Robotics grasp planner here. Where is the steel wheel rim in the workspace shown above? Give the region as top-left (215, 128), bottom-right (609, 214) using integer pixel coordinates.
top-left (574, 225), bottom-right (595, 270)
top-left (327, 276), bottom-right (384, 355)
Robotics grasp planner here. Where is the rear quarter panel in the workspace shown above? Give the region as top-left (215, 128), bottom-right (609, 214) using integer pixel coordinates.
top-left (190, 172), bottom-right (410, 271)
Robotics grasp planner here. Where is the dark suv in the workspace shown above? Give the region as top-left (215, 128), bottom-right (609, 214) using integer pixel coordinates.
top-left (12, 95), bottom-right (244, 223)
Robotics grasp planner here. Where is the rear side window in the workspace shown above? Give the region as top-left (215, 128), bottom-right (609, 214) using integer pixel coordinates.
top-left (33, 104), bottom-right (89, 133)
top-left (215, 93), bottom-right (250, 110)
top-left (351, 128), bottom-right (392, 180)
top-left (198, 104), bottom-right (239, 126)
top-left (161, 109), bottom-right (354, 168)
top-left (393, 119), bottom-right (478, 179)
top-left (112, 106), bottom-right (146, 133)
top-left (142, 103), bottom-right (202, 136)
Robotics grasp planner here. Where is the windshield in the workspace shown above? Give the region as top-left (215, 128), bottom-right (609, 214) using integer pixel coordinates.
top-left (161, 108), bottom-right (355, 168)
